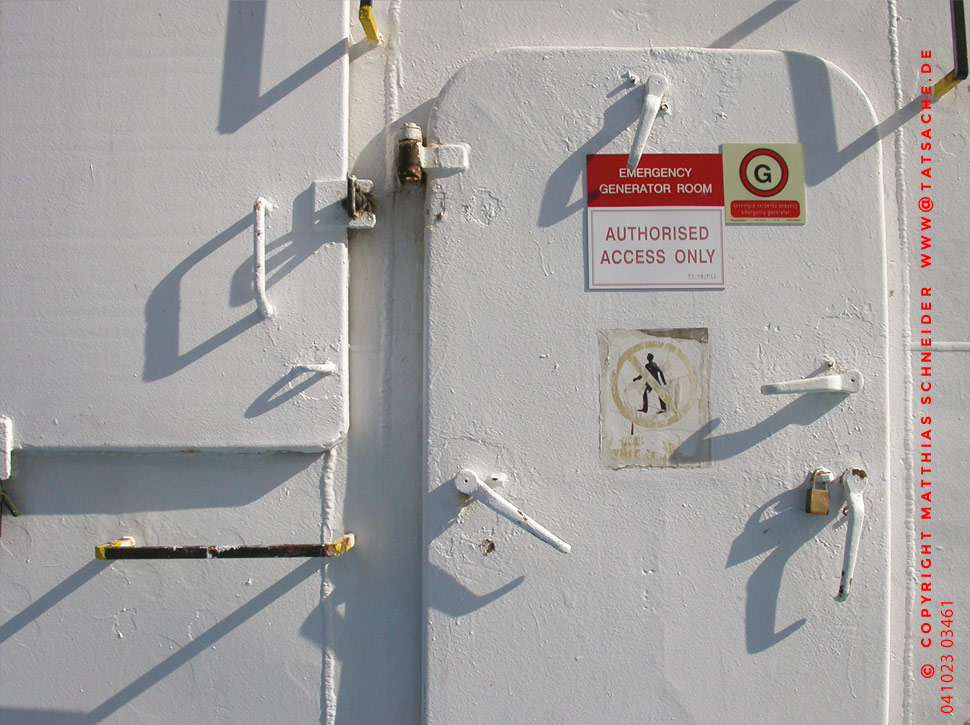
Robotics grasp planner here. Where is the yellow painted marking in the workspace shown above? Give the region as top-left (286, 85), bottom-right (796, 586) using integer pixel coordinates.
top-left (325, 533), bottom-right (356, 557)
top-left (95, 536), bottom-right (136, 560)
top-left (934, 70), bottom-right (961, 98)
top-left (358, 6), bottom-right (383, 43)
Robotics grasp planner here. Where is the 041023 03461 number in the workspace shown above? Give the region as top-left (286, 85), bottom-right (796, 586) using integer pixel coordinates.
top-left (939, 602), bottom-right (955, 715)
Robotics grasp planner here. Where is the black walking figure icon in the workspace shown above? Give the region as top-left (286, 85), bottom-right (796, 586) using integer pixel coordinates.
top-left (633, 353), bottom-right (666, 413)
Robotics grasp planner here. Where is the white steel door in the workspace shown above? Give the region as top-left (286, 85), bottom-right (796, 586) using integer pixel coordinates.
top-left (0, 1), bottom-right (351, 452)
top-left (423, 49), bottom-right (889, 722)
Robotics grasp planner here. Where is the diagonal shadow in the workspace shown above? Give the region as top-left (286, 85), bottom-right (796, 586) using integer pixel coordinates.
top-left (229, 188), bottom-right (326, 308)
top-left (218, 0), bottom-right (348, 134)
top-left (425, 561), bottom-right (524, 617)
top-left (538, 82), bottom-right (645, 228)
top-left (0, 561), bottom-right (109, 643)
top-left (787, 53), bottom-right (923, 185)
top-left (711, 11), bottom-right (922, 186)
top-left (0, 561), bottom-right (321, 722)
top-left (246, 368), bottom-right (329, 418)
top-left (143, 215), bottom-right (262, 382)
top-left (709, 1), bottom-right (802, 49)
top-left (673, 392), bottom-right (846, 463)
top-left (144, 187), bottom-right (322, 382)
top-left (421, 481), bottom-right (526, 616)
top-left (79, 560), bottom-right (321, 724)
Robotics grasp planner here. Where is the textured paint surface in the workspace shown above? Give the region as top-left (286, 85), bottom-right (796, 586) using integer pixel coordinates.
top-left (0, 1), bottom-right (349, 450)
top-left (0, 0), bottom-right (965, 722)
top-left (423, 48), bottom-right (890, 723)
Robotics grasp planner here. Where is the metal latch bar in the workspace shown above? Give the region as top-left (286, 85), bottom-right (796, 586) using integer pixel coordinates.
top-left (935, 0), bottom-right (968, 98)
top-left (358, 0), bottom-right (383, 44)
top-left (95, 534), bottom-right (356, 560)
top-left (312, 176), bottom-right (376, 229)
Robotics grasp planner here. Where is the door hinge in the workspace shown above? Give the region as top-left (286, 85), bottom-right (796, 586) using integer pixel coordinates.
top-left (397, 123), bottom-right (470, 185)
top-left (312, 175), bottom-right (377, 229)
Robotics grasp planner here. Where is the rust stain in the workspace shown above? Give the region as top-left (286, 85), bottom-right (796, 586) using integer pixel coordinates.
top-left (397, 138), bottom-right (423, 184)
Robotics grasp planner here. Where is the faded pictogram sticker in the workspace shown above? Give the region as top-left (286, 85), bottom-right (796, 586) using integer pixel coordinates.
top-left (598, 328), bottom-right (710, 468)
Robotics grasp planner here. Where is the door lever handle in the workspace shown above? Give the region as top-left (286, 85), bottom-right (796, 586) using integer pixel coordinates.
top-left (253, 197), bottom-right (275, 318)
top-left (761, 370), bottom-right (863, 395)
top-left (455, 469), bottom-right (571, 553)
top-left (836, 468), bottom-right (867, 601)
top-left (627, 74), bottom-right (669, 170)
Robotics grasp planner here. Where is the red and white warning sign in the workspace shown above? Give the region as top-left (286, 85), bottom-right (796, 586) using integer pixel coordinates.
top-left (722, 143), bottom-right (806, 224)
top-left (587, 154), bottom-right (725, 289)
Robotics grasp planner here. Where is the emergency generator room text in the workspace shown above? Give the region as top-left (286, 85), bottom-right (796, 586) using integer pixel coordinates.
top-left (586, 153), bottom-right (725, 288)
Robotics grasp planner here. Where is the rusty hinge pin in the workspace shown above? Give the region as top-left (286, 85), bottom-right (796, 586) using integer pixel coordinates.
top-left (397, 123), bottom-right (424, 185)
top-left (0, 487), bottom-right (19, 518)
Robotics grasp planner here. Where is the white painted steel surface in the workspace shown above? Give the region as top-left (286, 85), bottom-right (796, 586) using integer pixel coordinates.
top-left (423, 48), bottom-right (890, 722)
top-left (0, 0), bottom-right (968, 721)
top-left (0, 3), bottom-right (348, 722)
top-left (0, 1), bottom-right (349, 451)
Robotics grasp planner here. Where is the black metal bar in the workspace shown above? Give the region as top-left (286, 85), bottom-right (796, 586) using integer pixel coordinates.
top-left (935, 0), bottom-right (968, 97)
top-left (95, 535), bottom-right (355, 561)
top-left (102, 545), bottom-right (331, 560)
top-left (954, 0), bottom-right (968, 79)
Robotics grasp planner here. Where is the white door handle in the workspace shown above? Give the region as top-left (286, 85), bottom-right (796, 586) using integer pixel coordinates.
top-left (253, 197), bottom-right (275, 318)
top-left (455, 469), bottom-right (571, 553)
top-left (761, 370), bottom-right (863, 395)
top-left (627, 74), bottom-right (669, 170)
top-left (836, 468), bottom-right (867, 601)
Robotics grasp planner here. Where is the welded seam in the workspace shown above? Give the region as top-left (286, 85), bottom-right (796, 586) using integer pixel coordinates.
top-left (380, 0), bottom-right (404, 446)
top-left (888, 0), bottom-right (916, 721)
top-left (322, 448), bottom-right (338, 725)
top-left (909, 341), bottom-right (970, 352)
top-left (322, 2), bottom-right (356, 721)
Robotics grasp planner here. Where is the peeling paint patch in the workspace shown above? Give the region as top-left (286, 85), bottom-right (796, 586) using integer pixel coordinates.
top-left (463, 188), bottom-right (500, 227)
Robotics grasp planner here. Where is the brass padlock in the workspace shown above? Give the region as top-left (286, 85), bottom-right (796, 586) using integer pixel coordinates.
top-left (806, 467), bottom-right (834, 516)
